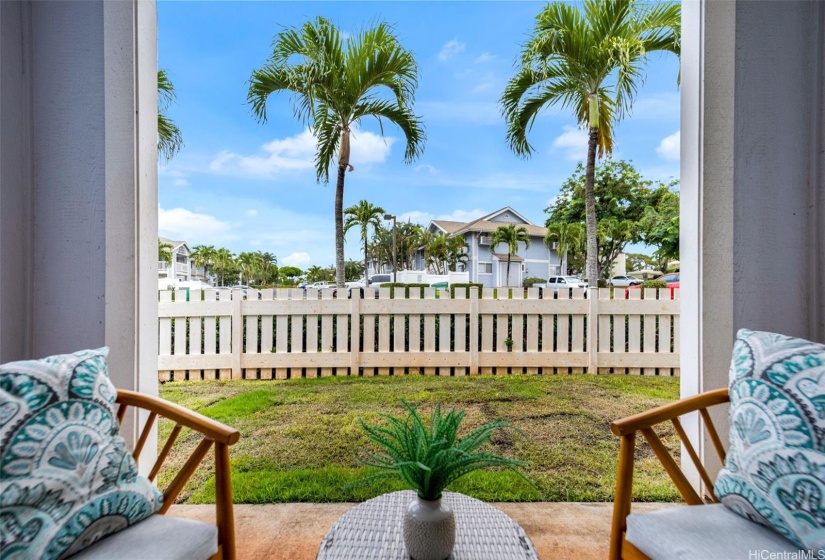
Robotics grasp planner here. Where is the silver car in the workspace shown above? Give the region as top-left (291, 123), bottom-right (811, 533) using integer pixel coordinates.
top-left (609, 275), bottom-right (642, 287)
top-left (544, 276), bottom-right (587, 291)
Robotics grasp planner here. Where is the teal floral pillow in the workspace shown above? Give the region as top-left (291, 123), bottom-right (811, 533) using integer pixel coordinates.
top-left (715, 329), bottom-right (825, 550)
top-left (0, 348), bottom-right (162, 559)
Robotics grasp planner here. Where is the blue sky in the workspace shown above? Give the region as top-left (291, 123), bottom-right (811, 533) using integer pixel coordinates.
top-left (158, 1), bottom-right (680, 270)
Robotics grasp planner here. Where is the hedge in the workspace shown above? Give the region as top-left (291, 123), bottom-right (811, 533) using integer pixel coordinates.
top-left (523, 277), bottom-right (546, 288)
top-left (449, 283), bottom-right (484, 298)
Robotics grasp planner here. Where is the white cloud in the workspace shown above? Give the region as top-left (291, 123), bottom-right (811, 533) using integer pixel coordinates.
top-left (172, 178), bottom-right (189, 187)
top-left (417, 101), bottom-right (500, 125)
top-left (632, 92), bottom-right (680, 121)
top-left (415, 164), bottom-right (438, 175)
top-left (282, 252), bottom-right (311, 268)
top-left (206, 127), bottom-right (395, 178)
top-left (438, 39), bottom-right (465, 61)
top-left (158, 207), bottom-right (234, 246)
top-left (245, 209), bottom-right (258, 217)
top-left (399, 208), bottom-right (488, 226)
top-left (656, 130), bottom-right (680, 161)
top-left (551, 125), bottom-right (589, 161)
top-left (475, 52), bottom-right (495, 63)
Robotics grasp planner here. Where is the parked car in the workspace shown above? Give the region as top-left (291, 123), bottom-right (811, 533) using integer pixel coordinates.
top-left (609, 275), bottom-right (642, 287)
top-left (367, 274), bottom-right (392, 287)
top-left (626, 273), bottom-right (680, 298)
top-left (542, 276), bottom-right (587, 291)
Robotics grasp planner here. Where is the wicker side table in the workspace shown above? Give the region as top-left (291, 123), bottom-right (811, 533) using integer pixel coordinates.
top-left (317, 490), bottom-right (539, 560)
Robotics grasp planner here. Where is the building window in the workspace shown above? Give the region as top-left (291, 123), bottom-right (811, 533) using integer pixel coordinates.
top-left (176, 254), bottom-right (187, 264)
top-left (479, 262), bottom-right (492, 274)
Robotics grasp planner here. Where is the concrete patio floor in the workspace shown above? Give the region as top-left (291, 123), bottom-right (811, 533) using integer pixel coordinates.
top-left (171, 501), bottom-right (675, 559)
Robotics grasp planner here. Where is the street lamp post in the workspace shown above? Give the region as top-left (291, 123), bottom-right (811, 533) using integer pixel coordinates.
top-left (384, 213), bottom-right (397, 283)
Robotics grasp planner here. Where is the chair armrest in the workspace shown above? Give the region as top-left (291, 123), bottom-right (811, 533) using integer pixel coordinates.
top-left (115, 389), bottom-right (239, 560)
top-left (610, 387), bottom-right (729, 436)
top-left (116, 389), bottom-right (240, 445)
top-left (609, 387), bottom-right (730, 560)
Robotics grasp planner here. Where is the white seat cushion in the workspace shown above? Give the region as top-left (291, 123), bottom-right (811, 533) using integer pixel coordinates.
top-left (68, 515), bottom-right (217, 560)
top-left (626, 504), bottom-right (800, 560)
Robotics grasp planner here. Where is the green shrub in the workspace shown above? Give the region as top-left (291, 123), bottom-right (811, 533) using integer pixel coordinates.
top-left (523, 277), bottom-right (546, 288)
top-left (449, 283), bottom-right (484, 298)
top-left (381, 282), bottom-right (430, 298)
top-left (641, 279), bottom-right (668, 289)
top-left (597, 279), bottom-right (609, 288)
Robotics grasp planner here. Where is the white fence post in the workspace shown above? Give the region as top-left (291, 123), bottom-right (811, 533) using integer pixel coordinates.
top-left (588, 288), bottom-right (599, 374)
top-left (231, 289), bottom-right (242, 379)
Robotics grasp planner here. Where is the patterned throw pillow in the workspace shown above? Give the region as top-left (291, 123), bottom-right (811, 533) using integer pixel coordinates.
top-left (0, 348), bottom-right (162, 560)
top-left (715, 329), bottom-right (825, 550)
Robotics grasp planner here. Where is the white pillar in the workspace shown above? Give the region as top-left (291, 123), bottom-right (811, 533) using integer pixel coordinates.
top-left (0, 0), bottom-right (158, 467)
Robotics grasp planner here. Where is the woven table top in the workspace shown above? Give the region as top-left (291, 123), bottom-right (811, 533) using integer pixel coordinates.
top-left (316, 490), bottom-right (539, 560)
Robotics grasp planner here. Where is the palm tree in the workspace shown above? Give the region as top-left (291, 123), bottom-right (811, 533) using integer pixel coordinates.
top-left (344, 200), bottom-right (385, 284)
top-left (236, 252), bottom-right (263, 285)
top-left (501, 0), bottom-right (680, 286)
top-left (490, 224), bottom-right (531, 287)
top-left (158, 70), bottom-right (183, 161)
top-left (445, 235), bottom-right (469, 272)
top-left (212, 248), bottom-right (235, 287)
top-left (158, 240), bottom-right (173, 266)
top-left (257, 252), bottom-right (278, 285)
top-left (248, 17), bottom-right (425, 287)
top-left (190, 245), bottom-right (216, 282)
top-left (545, 222), bottom-right (584, 275)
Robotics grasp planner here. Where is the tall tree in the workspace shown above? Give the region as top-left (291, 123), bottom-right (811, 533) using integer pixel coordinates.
top-left (445, 235), bottom-right (469, 272)
top-left (546, 160), bottom-right (675, 277)
top-left (190, 245), bottom-right (216, 281)
top-left (237, 252), bottom-right (263, 285)
top-left (212, 248), bottom-right (236, 287)
top-left (344, 200), bottom-right (385, 284)
top-left (248, 17), bottom-right (425, 287)
top-left (158, 70), bottom-right (183, 161)
top-left (490, 224), bottom-right (531, 287)
top-left (502, 0), bottom-right (680, 286)
top-left (158, 240), bottom-right (173, 266)
top-left (639, 190), bottom-right (680, 273)
top-left (256, 251), bottom-right (278, 284)
top-left (545, 222), bottom-right (584, 275)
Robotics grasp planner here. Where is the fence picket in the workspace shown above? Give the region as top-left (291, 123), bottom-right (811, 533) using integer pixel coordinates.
top-left (378, 288), bottom-right (391, 376)
top-left (570, 288), bottom-right (585, 373)
top-left (362, 288), bottom-right (376, 377)
top-left (423, 288), bottom-right (436, 376)
top-left (202, 289), bottom-right (217, 380)
top-left (159, 291), bottom-right (172, 382)
top-left (526, 288), bottom-right (538, 375)
top-left (643, 289), bottom-right (658, 375)
top-left (320, 289), bottom-right (334, 377)
top-left (628, 289), bottom-right (642, 375)
top-left (438, 289), bottom-right (451, 376)
top-left (598, 289), bottom-right (612, 374)
top-left (480, 289), bottom-right (494, 375)
top-left (453, 290), bottom-right (467, 376)
top-left (217, 289), bottom-right (232, 380)
top-left (304, 289), bottom-right (318, 378)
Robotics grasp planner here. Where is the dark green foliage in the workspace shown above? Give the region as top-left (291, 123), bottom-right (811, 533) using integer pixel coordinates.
top-left (449, 283), bottom-right (484, 298)
top-left (523, 277), bottom-right (546, 288)
top-left (381, 283), bottom-right (430, 298)
top-left (353, 401), bottom-right (533, 500)
top-left (641, 279), bottom-right (668, 289)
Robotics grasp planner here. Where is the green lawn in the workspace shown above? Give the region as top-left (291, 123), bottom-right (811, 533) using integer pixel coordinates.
top-left (159, 374), bottom-right (681, 504)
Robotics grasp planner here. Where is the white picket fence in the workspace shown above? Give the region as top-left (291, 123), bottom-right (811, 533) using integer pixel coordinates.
top-left (158, 287), bottom-right (680, 381)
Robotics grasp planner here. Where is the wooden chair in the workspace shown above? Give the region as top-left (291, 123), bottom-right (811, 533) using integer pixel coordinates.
top-left (609, 388), bottom-right (730, 560)
top-left (115, 389), bottom-right (241, 560)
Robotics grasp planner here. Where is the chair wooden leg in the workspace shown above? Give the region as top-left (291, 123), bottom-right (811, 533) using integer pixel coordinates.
top-left (215, 442), bottom-right (236, 560)
top-left (610, 433), bottom-right (635, 560)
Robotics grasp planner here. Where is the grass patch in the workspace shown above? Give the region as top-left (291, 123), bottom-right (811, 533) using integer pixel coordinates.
top-left (158, 374), bottom-right (681, 504)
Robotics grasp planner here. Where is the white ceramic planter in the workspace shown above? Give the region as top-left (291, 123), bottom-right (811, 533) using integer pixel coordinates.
top-left (403, 495), bottom-right (456, 560)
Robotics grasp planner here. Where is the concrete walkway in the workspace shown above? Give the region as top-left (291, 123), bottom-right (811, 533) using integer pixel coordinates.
top-left (171, 502), bottom-right (674, 559)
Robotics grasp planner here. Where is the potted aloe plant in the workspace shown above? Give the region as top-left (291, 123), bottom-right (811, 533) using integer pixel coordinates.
top-left (354, 401), bottom-right (533, 560)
